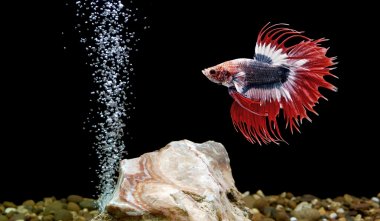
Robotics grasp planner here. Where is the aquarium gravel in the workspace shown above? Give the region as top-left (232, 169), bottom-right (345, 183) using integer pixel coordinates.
top-left (1, 191), bottom-right (379, 221)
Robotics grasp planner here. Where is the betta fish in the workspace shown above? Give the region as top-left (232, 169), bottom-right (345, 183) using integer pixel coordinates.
top-left (202, 23), bottom-right (337, 145)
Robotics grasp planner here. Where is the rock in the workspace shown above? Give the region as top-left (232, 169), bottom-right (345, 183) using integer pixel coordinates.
top-left (288, 200), bottom-right (297, 209)
top-left (67, 195), bottom-right (83, 203)
top-left (251, 212), bottom-right (265, 221)
top-left (2, 202), bottom-right (16, 208)
top-left (276, 197), bottom-right (287, 206)
top-left (54, 209), bottom-right (73, 221)
top-left (106, 140), bottom-right (251, 221)
top-left (33, 202), bottom-right (44, 214)
top-left (292, 203), bottom-right (320, 221)
top-left (9, 213), bottom-right (25, 221)
top-left (22, 200), bottom-right (35, 207)
top-left (44, 201), bottom-right (64, 214)
top-left (330, 212), bottom-right (338, 219)
top-left (67, 202), bottom-right (81, 212)
top-left (252, 198), bottom-right (269, 213)
top-left (42, 214), bottom-right (54, 221)
top-left (274, 210), bottom-right (290, 221)
top-left (79, 198), bottom-right (97, 210)
top-left (16, 205), bottom-right (28, 214)
top-left (300, 194), bottom-right (317, 202)
top-left (0, 215), bottom-right (8, 221)
top-left (263, 206), bottom-right (276, 217)
top-left (319, 207), bottom-right (327, 215)
top-left (4, 208), bottom-right (16, 214)
top-left (0, 205), bottom-right (4, 213)
top-left (257, 190), bottom-right (266, 198)
top-left (351, 202), bottom-right (371, 211)
top-left (337, 208), bottom-right (345, 214)
top-left (43, 197), bottom-right (56, 206)
top-left (242, 195), bottom-right (255, 208)
top-left (75, 216), bottom-right (87, 221)
top-left (286, 193), bottom-right (294, 199)
top-left (294, 202), bottom-right (312, 211)
top-left (262, 218), bottom-right (275, 221)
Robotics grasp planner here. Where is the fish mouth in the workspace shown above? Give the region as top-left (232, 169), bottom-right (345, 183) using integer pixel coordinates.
top-left (201, 69), bottom-right (207, 75)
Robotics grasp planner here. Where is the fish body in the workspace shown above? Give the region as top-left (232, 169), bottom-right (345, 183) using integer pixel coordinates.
top-left (202, 23), bottom-right (337, 145)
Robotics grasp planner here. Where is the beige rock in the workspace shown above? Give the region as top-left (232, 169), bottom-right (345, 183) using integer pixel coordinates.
top-left (106, 140), bottom-right (251, 221)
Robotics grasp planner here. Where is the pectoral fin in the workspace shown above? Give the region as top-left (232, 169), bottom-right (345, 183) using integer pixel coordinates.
top-left (232, 72), bottom-right (246, 94)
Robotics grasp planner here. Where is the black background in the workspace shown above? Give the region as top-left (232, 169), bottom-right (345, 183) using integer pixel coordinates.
top-left (1, 1), bottom-right (378, 203)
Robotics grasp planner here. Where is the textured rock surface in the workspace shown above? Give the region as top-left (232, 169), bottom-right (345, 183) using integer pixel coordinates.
top-left (105, 140), bottom-right (251, 221)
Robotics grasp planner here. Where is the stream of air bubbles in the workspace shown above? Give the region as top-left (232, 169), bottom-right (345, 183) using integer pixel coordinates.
top-left (75, 0), bottom-right (139, 210)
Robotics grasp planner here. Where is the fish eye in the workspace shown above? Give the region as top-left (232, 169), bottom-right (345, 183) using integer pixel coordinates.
top-left (209, 69), bottom-right (216, 75)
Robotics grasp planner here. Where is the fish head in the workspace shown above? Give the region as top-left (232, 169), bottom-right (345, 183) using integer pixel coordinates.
top-left (202, 61), bottom-right (236, 86)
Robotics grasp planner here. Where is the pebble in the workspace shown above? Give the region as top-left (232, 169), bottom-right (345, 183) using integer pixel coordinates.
top-left (256, 190), bottom-right (266, 198)
top-left (354, 214), bottom-right (362, 221)
top-left (242, 195), bottom-right (255, 208)
top-left (263, 206), bottom-right (275, 217)
top-left (292, 208), bottom-right (320, 221)
top-left (44, 201), bottom-right (64, 215)
top-left (351, 202), bottom-right (371, 210)
top-left (337, 208), bottom-right (345, 213)
top-left (319, 207), bottom-right (327, 215)
top-left (311, 198), bottom-right (319, 205)
top-left (286, 193), bottom-right (294, 199)
top-left (76, 216), bottom-right (86, 221)
top-left (16, 206), bottom-right (28, 214)
top-left (274, 210), bottom-right (289, 221)
top-left (4, 208), bottom-right (16, 214)
top-left (42, 214), bottom-right (54, 221)
top-left (344, 194), bottom-right (354, 203)
top-left (67, 202), bottom-right (81, 212)
top-left (288, 200), bottom-right (297, 209)
top-left (2, 202), bottom-right (16, 208)
top-left (22, 200), bottom-right (35, 207)
top-left (251, 198), bottom-right (269, 213)
top-left (43, 197), bottom-right (55, 206)
top-left (372, 197), bottom-right (380, 203)
top-left (54, 209), bottom-right (73, 221)
top-left (261, 218), bottom-right (275, 221)
top-left (294, 202), bottom-right (312, 211)
top-left (300, 194), bottom-right (317, 202)
top-left (251, 213), bottom-right (265, 220)
top-left (330, 212), bottom-right (338, 219)
top-left (250, 208), bottom-right (260, 214)
top-left (67, 195), bottom-right (83, 203)
top-left (290, 217), bottom-right (297, 221)
top-left (79, 198), bottom-right (98, 210)
top-left (0, 215), bottom-right (8, 221)
top-left (89, 210), bottom-right (100, 216)
top-left (10, 213), bottom-right (25, 221)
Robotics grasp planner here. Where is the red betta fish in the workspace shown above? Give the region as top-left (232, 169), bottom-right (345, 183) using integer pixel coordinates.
top-left (202, 23), bottom-right (337, 145)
